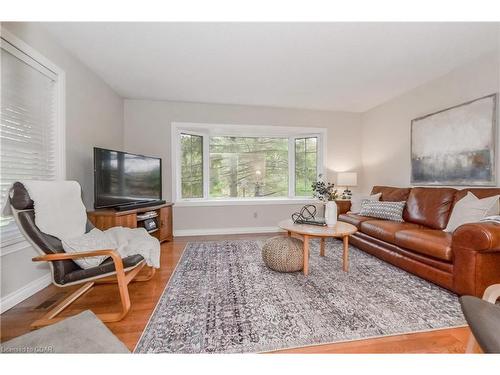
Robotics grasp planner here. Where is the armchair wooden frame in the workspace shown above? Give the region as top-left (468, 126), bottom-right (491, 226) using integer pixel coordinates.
top-left (30, 249), bottom-right (155, 329)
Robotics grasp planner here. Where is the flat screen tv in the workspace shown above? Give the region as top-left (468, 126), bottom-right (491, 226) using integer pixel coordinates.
top-left (94, 147), bottom-right (162, 209)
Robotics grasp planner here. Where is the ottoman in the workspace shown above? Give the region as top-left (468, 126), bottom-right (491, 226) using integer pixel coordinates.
top-left (262, 236), bottom-right (304, 272)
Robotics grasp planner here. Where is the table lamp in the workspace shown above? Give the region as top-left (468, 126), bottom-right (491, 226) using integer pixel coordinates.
top-left (337, 172), bottom-right (357, 199)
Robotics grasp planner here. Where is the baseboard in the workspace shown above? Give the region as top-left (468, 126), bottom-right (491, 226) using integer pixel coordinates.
top-left (0, 273), bottom-right (52, 313)
top-left (174, 226), bottom-right (285, 237)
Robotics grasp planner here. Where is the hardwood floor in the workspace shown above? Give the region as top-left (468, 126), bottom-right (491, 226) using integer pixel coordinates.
top-left (0, 233), bottom-right (472, 353)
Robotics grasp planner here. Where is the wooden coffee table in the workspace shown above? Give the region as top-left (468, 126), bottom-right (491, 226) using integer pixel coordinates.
top-left (278, 219), bottom-right (358, 275)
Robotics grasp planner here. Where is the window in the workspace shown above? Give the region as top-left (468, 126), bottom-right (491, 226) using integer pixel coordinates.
top-left (180, 133), bottom-right (203, 198)
top-left (173, 123), bottom-right (325, 203)
top-left (295, 137), bottom-right (318, 196)
top-left (210, 136), bottom-right (289, 198)
top-left (0, 31), bottom-right (65, 247)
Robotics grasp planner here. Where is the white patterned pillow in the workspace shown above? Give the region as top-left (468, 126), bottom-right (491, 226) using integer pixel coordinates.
top-left (359, 201), bottom-right (406, 222)
top-left (350, 192), bottom-right (382, 213)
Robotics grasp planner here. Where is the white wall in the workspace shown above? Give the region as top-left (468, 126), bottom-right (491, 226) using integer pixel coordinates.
top-left (1, 23), bottom-right (124, 308)
top-left (124, 100), bottom-right (362, 233)
top-left (360, 51), bottom-right (500, 194)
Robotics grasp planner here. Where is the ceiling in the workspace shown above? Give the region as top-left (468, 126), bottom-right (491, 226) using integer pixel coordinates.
top-left (41, 22), bottom-right (499, 112)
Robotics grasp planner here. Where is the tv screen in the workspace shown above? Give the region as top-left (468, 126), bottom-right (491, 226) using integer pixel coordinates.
top-left (94, 147), bottom-right (162, 208)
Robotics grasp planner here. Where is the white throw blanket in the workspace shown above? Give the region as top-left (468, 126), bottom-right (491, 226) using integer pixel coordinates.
top-left (62, 227), bottom-right (161, 269)
top-left (20, 180), bottom-right (87, 240)
top-left (16, 180), bottom-right (160, 270)
top-left (105, 226), bottom-right (160, 268)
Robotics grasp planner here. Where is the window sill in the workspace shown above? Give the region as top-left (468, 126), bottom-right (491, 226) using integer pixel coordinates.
top-left (174, 198), bottom-right (318, 207)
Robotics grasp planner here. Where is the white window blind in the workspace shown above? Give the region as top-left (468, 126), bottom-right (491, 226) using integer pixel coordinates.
top-left (0, 39), bottom-right (58, 246)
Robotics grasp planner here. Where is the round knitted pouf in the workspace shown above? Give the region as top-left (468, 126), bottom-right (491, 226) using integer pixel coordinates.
top-left (262, 236), bottom-right (304, 273)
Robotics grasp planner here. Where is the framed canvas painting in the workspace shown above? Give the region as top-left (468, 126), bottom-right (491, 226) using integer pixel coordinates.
top-left (411, 93), bottom-right (498, 186)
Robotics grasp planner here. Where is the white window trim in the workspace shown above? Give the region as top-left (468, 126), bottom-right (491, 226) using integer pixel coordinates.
top-left (171, 122), bottom-right (327, 206)
top-left (0, 27), bottom-right (66, 255)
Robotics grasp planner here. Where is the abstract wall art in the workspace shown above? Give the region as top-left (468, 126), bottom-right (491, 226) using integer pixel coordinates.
top-left (411, 94), bottom-right (497, 186)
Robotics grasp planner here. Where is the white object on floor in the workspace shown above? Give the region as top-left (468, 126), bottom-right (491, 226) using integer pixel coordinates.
top-left (325, 201), bottom-right (338, 227)
top-left (444, 192), bottom-right (500, 232)
top-left (20, 180), bottom-right (87, 240)
top-left (0, 310), bottom-right (130, 353)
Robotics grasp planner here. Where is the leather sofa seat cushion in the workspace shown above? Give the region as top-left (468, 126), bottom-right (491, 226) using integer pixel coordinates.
top-left (371, 186), bottom-right (411, 202)
top-left (360, 220), bottom-right (422, 245)
top-left (338, 213), bottom-right (373, 229)
top-left (63, 254), bottom-right (144, 284)
top-left (404, 187), bottom-right (456, 229)
top-left (395, 229), bottom-right (452, 261)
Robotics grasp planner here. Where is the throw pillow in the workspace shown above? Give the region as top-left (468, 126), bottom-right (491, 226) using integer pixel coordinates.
top-left (350, 192), bottom-right (382, 213)
top-left (61, 228), bottom-right (116, 269)
top-left (359, 201), bottom-right (406, 222)
top-left (444, 192), bottom-right (500, 232)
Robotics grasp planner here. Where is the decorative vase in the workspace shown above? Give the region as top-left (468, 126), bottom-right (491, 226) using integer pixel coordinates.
top-left (325, 201), bottom-right (338, 227)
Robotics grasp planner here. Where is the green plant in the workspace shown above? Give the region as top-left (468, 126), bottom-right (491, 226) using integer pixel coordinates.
top-left (311, 174), bottom-right (338, 201)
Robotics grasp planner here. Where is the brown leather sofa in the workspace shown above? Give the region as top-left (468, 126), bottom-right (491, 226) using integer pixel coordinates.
top-left (338, 186), bottom-right (500, 297)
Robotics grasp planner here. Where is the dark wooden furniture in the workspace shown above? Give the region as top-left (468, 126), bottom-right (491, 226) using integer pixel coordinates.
top-left (88, 203), bottom-right (174, 243)
top-left (335, 199), bottom-right (352, 216)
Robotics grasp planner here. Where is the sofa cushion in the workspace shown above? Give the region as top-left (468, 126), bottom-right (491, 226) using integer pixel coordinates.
top-left (350, 192), bottom-right (382, 213)
top-left (444, 192), bottom-right (500, 232)
top-left (404, 187), bottom-right (456, 229)
top-left (371, 186), bottom-right (411, 202)
top-left (395, 229), bottom-right (452, 261)
top-left (338, 213), bottom-right (373, 229)
top-left (455, 188), bottom-right (500, 201)
top-left (360, 220), bottom-right (422, 245)
top-left (359, 201), bottom-right (406, 222)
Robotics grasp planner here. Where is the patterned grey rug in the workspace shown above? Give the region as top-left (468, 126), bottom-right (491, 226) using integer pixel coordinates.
top-left (135, 239), bottom-right (465, 353)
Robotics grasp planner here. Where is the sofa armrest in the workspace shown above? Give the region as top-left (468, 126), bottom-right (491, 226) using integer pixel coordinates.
top-left (453, 222), bottom-right (500, 253)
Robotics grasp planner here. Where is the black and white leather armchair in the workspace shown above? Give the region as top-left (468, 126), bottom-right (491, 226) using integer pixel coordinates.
top-left (9, 182), bottom-right (155, 329)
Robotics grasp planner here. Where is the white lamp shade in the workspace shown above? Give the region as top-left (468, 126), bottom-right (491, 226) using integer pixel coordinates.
top-left (337, 172), bottom-right (357, 187)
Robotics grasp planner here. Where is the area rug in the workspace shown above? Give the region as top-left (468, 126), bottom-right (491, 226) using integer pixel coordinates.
top-left (135, 239), bottom-right (465, 353)
top-left (1, 311), bottom-right (129, 353)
